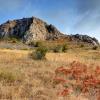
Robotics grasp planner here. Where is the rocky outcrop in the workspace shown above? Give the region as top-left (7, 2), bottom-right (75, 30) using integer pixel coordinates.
top-left (0, 17), bottom-right (99, 45)
top-left (0, 17), bottom-right (63, 44)
top-left (68, 34), bottom-right (99, 46)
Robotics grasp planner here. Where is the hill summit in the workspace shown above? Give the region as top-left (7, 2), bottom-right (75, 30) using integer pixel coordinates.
top-left (0, 17), bottom-right (99, 45)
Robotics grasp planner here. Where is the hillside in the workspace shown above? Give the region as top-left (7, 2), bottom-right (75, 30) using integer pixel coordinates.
top-left (0, 48), bottom-right (99, 100)
top-left (0, 17), bottom-right (99, 46)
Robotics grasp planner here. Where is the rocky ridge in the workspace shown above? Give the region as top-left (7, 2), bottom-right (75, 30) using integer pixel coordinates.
top-left (0, 17), bottom-right (99, 45)
top-left (0, 17), bottom-right (63, 44)
top-left (68, 34), bottom-right (99, 46)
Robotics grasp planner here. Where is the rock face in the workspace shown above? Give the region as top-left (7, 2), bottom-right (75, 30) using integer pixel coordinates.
top-left (0, 17), bottom-right (99, 45)
top-left (68, 34), bottom-right (99, 46)
top-left (0, 17), bottom-right (63, 44)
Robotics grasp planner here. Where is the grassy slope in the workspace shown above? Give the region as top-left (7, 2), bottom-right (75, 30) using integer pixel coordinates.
top-left (0, 41), bottom-right (99, 99)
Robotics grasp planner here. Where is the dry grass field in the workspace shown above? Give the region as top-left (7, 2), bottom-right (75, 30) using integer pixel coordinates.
top-left (0, 46), bottom-right (99, 100)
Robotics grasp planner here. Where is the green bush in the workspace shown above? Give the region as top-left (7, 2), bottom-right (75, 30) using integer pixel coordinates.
top-left (80, 44), bottom-right (84, 48)
top-left (35, 41), bottom-right (43, 47)
top-left (53, 45), bottom-right (63, 53)
top-left (11, 38), bottom-right (19, 43)
top-left (53, 44), bottom-right (68, 53)
top-left (92, 46), bottom-right (98, 50)
top-left (2, 37), bottom-right (19, 43)
top-left (29, 41), bottom-right (43, 47)
top-left (62, 44), bottom-right (68, 52)
top-left (32, 47), bottom-right (48, 60)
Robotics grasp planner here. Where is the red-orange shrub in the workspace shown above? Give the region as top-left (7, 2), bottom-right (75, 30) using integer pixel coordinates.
top-left (53, 61), bottom-right (100, 99)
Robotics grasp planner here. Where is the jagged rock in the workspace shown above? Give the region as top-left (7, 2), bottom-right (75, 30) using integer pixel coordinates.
top-left (68, 34), bottom-right (99, 46)
top-left (0, 17), bottom-right (99, 45)
top-left (0, 17), bottom-right (63, 44)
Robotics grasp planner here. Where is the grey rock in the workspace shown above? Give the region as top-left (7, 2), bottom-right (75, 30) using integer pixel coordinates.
top-left (0, 17), bottom-right (63, 44)
top-left (0, 17), bottom-right (99, 45)
top-left (68, 34), bottom-right (99, 46)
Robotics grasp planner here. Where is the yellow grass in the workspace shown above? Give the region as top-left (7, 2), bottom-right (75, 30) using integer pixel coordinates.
top-left (0, 49), bottom-right (99, 99)
top-left (46, 50), bottom-right (100, 65)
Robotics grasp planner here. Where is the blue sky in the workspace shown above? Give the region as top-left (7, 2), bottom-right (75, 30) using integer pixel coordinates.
top-left (0, 0), bottom-right (100, 40)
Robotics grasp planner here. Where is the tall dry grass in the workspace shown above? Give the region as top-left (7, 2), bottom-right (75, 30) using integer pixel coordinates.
top-left (0, 49), bottom-right (99, 99)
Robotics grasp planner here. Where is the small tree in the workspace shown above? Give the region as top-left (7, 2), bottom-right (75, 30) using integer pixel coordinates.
top-left (33, 47), bottom-right (48, 60)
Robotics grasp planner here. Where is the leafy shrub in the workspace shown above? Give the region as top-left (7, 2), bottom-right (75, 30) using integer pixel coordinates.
top-left (53, 45), bottom-right (63, 53)
top-left (80, 44), bottom-right (84, 48)
top-left (32, 46), bottom-right (48, 60)
top-left (11, 38), bottom-right (19, 43)
top-left (35, 41), bottom-right (43, 47)
top-left (53, 44), bottom-right (68, 53)
top-left (29, 41), bottom-right (43, 47)
top-left (62, 44), bottom-right (68, 52)
top-left (92, 46), bottom-right (98, 50)
top-left (2, 37), bottom-right (20, 43)
top-left (53, 61), bottom-right (100, 99)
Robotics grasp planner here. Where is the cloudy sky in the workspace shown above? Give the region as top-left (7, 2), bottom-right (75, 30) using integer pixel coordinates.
top-left (0, 0), bottom-right (100, 40)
